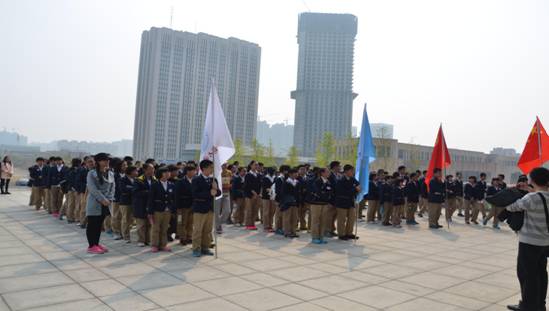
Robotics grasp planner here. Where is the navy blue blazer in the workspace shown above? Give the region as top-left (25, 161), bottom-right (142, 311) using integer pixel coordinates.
top-left (191, 175), bottom-right (221, 214)
top-left (132, 176), bottom-right (155, 219)
top-left (334, 176), bottom-right (359, 209)
top-left (147, 180), bottom-right (176, 214)
top-left (29, 165), bottom-right (47, 187)
top-left (174, 177), bottom-right (193, 209)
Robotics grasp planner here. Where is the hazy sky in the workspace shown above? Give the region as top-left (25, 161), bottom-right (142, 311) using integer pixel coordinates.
top-left (1, 0), bottom-right (548, 153)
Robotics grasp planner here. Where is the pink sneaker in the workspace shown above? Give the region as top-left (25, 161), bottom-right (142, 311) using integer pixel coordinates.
top-left (150, 246), bottom-right (159, 253)
top-left (87, 245), bottom-right (105, 254)
top-left (97, 244), bottom-right (109, 252)
top-left (161, 246), bottom-right (172, 252)
top-left (52, 213), bottom-right (59, 218)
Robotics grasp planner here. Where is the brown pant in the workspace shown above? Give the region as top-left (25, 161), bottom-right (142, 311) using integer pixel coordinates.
top-left (324, 204), bottom-right (337, 234)
top-left (31, 187), bottom-right (46, 210)
top-left (310, 204), bottom-right (328, 239)
top-left (50, 186), bottom-right (63, 213)
top-left (151, 211), bottom-right (171, 248)
top-left (485, 204), bottom-right (503, 226)
top-left (471, 201), bottom-right (486, 222)
top-left (79, 193), bottom-right (88, 225)
top-left (392, 204), bottom-right (404, 225)
top-left (282, 206), bottom-right (298, 235)
top-left (446, 197), bottom-right (457, 220)
top-left (419, 197), bottom-right (428, 214)
top-left (192, 212), bottom-right (213, 251)
top-left (66, 191), bottom-right (77, 221)
top-left (111, 202), bottom-right (121, 234)
top-left (244, 196), bottom-right (260, 226)
top-left (176, 208), bottom-right (193, 241)
top-left (406, 202), bottom-right (417, 222)
top-left (119, 204), bottom-right (133, 240)
top-left (366, 200), bottom-right (379, 222)
top-left (274, 204), bottom-right (283, 231)
top-left (337, 207), bottom-right (357, 237)
top-left (232, 198), bottom-right (245, 225)
top-left (136, 218), bottom-right (151, 244)
top-left (428, 202), bottom-right (442, 227)
top-left (297, 203), bottom-right (308, 230)
top-left (456, 196), bottom-right (464, 214)
top-left (104, 215), bottom-right (112, 231)
top-left (382, 202), bottom-right (393, 225)
top-left (262, 200), bottom-right (277, 230)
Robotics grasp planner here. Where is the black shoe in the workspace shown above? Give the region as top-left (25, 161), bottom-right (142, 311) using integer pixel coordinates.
top-left (429, 225), bottom-right (440, 229)
top-left (417, 213), bottom-right (423, 218)
top-left (5, 191), bottom-right (10, 195)
top-left (80, 224), bottom-right (86, 229)
top-left (338, 236), bottom-right (349, 241)
top-left (167, 236), bottom-right (174, 242)
top-left (437, 225), bottom-right (443, 228)
top-left (346, 234), bottom-right (359, 240)
top-left (506, 304), bottom-right (521, 311)
top-left (382, 222), bottom-right (392, 226)
top-left (457, 213), bottom-right (464, 217)
top-left (58, 214), bottom-right (64, 220)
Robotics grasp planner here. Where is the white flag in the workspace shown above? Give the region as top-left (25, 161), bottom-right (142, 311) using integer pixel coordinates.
top-left (200, 81), bottom-right (235, 196)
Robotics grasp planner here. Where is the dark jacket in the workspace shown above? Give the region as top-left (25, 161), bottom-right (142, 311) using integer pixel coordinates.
top-left (279, 179), bottom-right (299, 211)
top-left (473, 181), bottom-right (486, 201)
top-left (464, 183), bottom-right (475, 200)
top-left (132, 176), bottom-right (155, 219)
top-left (147, 180), bottom-right (176, 214)
top-left (75, 167), bottom-right (90, 193)
top-left (231, 175), bottom-right (245, 199)
top-left (380, 181), bottom-right (393, 205)
top-left (296, 175), bottom-right (307, 205)
top-left (453, 180), bottom-right (464, 197)
top-left (334, 176), bottom-right (359, 209)
top-left (392, 185), bottom-right (406, 206)
top-left (405, 180), bottom-right (420, 203)
top-left (364, 180), bottom-right (380, 201)
top-left (113, 172), bottom-right (124, 203)
top-left (29, 165), bottom-right (47, 187)
top-left (244, 172), bottom-right (261, 198)
top-left (174, 177), bottom-right (193, 209)
top-left (274, 175), bottom-right (286, 203)
top-left (428, 178), bottom-right (445, 203)
top-left (486, 186), bottom-right (501, 197)
top-left (191, 175), bottom-right (221, 214)
top-left (48, 165), bottom-right (69, 188)
top-left (261, 175), bottom-right (275, 200)
top-left (119, 175), bottom-right (135, 206)
top-left (445, 181), bottom-right (456, 199)
top-left (419, 177), bottom-right (429, 198)
top-left (308, 177), bottom-right (334, 205)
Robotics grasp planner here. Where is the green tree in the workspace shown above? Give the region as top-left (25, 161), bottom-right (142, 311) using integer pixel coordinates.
top-left (285, 146), bottom-right (299, 167)
top-left (264, 139), bottom-right (276, 167)
top-left (315, 132), bottom-right (336, 167)
top-left (342, 135), bottom-right (359, 166)
top-left (251, 138), bottom-right (265, 163)
top-left (230, 138), bottom-right (244, 164)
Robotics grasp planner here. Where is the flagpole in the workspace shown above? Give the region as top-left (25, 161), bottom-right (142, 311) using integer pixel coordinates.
top-left (537, 117), bottom-right (543, 167)
top-left (211, 79), bottom-right (218, 259)
top-left (441, 125), bottom-right (450, 230)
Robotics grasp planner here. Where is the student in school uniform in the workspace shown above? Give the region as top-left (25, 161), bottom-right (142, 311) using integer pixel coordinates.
top-left (418, 170), bottom-right (429, 217)
top-left (273, 165), bottom-right (289, 235)
top-left (334, 165), bottom-right (361, 240)
top-left (29, 157), bottom-right (47, 211)
top-left (65, 158), bottom-right (82, 223)
top-left (47, 157), bottom-right (69, 218)
top-left (483, 178), bottom-right (503, 229)
top-left (231, 167), bottom-right (246, 226)
top-left (365, 172), bottom-right (380, 224)
top-left (463, 176), bottom-right (476, 225)
top-left (214, 163), bottom-right (232, 234)
top-left (191, 160), bottom-right (221, 257)
top-left (261, 167), bottom-right (277, 232)
top-left (471, 173), bottom-right (487, 224)
top-left (296, 165), bottom-right (309, 231)
top-left (325, 161), bottom-right (341, 237)
top-left (380, 175), bottom-right (394, 226)
top-left (428, 168), bottom-right (445, 229)
top-left (280, 168), bottom-right (299, 238)
top-left (76, 156), bottom-right (94, 228)
top-left (174, 164), bottom-right (196, 246)
top-left (119, 166), bottom-right (137, 243)
top-left (43, 157), bottom-right (55, 214)
top-left (308, 168), bottom-right (333, 244)
top-left (405, 172), bottom-right (420, 225)
top-left (391, 177), bottom-right (406, 228)
top-left (445, 175), bottom-right (457, 223)
top-left (110, 159), bottom-right (127, 240)
top-left (147, 167), bottom-right (175, 252)
top-left (167, 165), bottom-right (180, 242)
top-left (243, 161), bottom-right (261, 230)
top-left (133, 163), bottom-right (155, 247)
top-left (454, 172), bottom-right (465, 217)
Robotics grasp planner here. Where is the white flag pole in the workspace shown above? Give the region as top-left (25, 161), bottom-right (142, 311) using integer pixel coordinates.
top-left (211, 79), bottom-right (218, 259)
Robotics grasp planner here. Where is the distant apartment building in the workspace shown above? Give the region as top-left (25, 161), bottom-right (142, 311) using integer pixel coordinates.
top-left (291, 13), bottom-right (358, 157)
top-left (133, 27), bottom-right (261, 161)
top-left (256, 120), bottom-right (294, 156)
top-left (370, 123), bottom-right (394, 139)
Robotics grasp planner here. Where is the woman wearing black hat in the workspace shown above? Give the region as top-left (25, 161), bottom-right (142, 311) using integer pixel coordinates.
top-left (85, 153), bottom-right (115, 254)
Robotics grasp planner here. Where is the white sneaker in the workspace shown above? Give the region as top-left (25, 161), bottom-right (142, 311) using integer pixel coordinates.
top-left (137, 242), bottom-right (145, 247)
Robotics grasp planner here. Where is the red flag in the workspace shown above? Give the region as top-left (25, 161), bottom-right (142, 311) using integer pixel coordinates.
top-left (425, 125), bottom-right (452, 188)
top-left (517, 117), bottom-right (549, 174)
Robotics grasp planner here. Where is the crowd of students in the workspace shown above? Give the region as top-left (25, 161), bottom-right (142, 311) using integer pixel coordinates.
top-left (26, 154), bottom-right (515, 257)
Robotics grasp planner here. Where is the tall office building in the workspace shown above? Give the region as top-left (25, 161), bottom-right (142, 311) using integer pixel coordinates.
top-left (133, 27), bottom-right (261, 161)
top-left (291, 13), bottom-right (358, 157)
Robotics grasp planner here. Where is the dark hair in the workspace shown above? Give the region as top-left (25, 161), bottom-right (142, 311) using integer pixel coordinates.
top-left (498, 174), bottom-right (505, 180)
top-left (200, 159), bottom-right (213, 170)
top-left (279, 165), bottom-right (290, 173)
top-left (184, 164), bottom-right (197, 174)
top-left (410, 172), bottom-right (417, 179)
top-left (156, 166), bottom-right (169, 179)
top-left (123, 156), bottom-right (134, 162)
top-left (71, 158), bottom-right (82, 168)
top-left (517, 175), bottom-right (528, 183)
top-left (529, 167), bottom-right (549, 186)
top-left (343, 164), bottom-right (354, 172)
top-left (145, 158), bottom-right (155, 164)
top-left (126, 166), bottom-right (138, 175)
top-left (36, 157), bottom-right (44, 162)
top-left (237, 167), bottom-right (246, 173)
top-left (318, 168), bottom-right (328, 176)
top-left (422, 170), bottom-right (428, 174)
top-left (480, 172), bottom-right (487, 178)
top-left (247, 160), bottom-right (257, 171)
top-left (398, 165), bottom-right (406, 171)
top-left (446, 175), bottom-right (453, 179)
top-left (233, 161), bottom-right (239, 166)
top-left (329, 161), bottom-right (341, 170)
top-left (258, 162), bottom-right (264, 167)
top-left (111, 157), bottom-right (124, 174)
top-left (288, 168), bottom-right (298, 175)
top-left (469, 176), bottom-right (477, 182)
top-left (369, 172), bottom-right (377, 180)
top-left (266, 167), bottom-right (276, 176)
top-left (433, 168), bottom-right (442, 174)
top-left (167, 164), bottom-right (178, 172)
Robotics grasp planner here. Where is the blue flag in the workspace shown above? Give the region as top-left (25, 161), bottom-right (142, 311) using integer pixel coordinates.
top-left (356, 103), bottom-right (376, 201)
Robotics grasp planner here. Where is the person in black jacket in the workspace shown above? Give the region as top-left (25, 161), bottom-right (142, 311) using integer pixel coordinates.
top-left (454, 172), bottom-right (465, 217)
top-left (483, 178), bottom-right (503, 229)
top-left (133, 164), bottom-right (155, 247)
top-left (65, 158), bottom-right (82, 223)
top-left (174, 164), bottom-right (196, 245)
top-left (261, 167), bottom-right (276, 232)
top-left (273, 165), bottom-right (289, 235)
top-left (280, 168), bottom-right (299, 238)
top-left (391, 178), bottom-right (406, 228)
top-left (325, 161), bottom-right (341, 237)
top-left (365, 172), bottom-right (380, 224)
top-left (231, 167), bottom-right (246, 226)
top-left (76, 156), bottom-right (94, 228)
top-left (309, 168), bottom-right (333, 244)
top-left (380, 175), bottom-right (394, 226)
top-left (244, 161), bottom-right (261, 230)
top-left (119, 166), bottom-right (137, 242)
top-left (418, 170), bottom-right (428, 217)
top-left (463, 176), bottom-right (476, 224)
top-left (428, 168), bottom-right (445, 229)
top-left (405, 173), bottom-right (420, 225)
top-left (167, 164), bottom-right (180, 242)
top-left (147, 167), bottom-right (175, 252)
top-left (47, 157), bottom-right (69, 218)
top-left (29, 157), bottom-right (47, 211)
top-left (444, 175), bottom-right (457, 223)
top-left (296, 165), bottom-right (309, 231)
top-left (471, 173), bottom-right (487, 224)
top-left (334, 165), bottom-right (361, 240)
top-left (191, 160), bottom-right (221, 257)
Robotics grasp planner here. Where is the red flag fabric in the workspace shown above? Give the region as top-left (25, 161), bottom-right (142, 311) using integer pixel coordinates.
top-left (425, 125), bottom-right (452, 187)
top-left (517, 117), bottom-right (549, 174)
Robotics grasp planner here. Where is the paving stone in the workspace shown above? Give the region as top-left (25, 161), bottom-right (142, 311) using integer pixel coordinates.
top-left (3, 284), bottom-right (93, 310)
top-left (225, 288), bottom-right (302, 311)
top-left (140, 284), bottom-right (213, 307)
top-left (338, 285), bottom-right (415, 309)
top-left (166, 297), bottom-right (246, 311)
top-left (310, 296), bottom-right (377, 311)
top-left (0, 271), bottom-right (74, 294)
top-left (194, 276), bottom-right (262, 296)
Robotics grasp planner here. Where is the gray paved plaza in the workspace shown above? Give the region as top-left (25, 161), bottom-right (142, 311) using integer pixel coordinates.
top-left (0, 189), bottom-right (533, 310)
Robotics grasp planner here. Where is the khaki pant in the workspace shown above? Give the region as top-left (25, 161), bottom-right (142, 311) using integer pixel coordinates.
top-left (111, 202), bottom-right (122, 234)
top-left (274, 204), bottom-right (283, 231)
top-left (337, 207), bottom-right (357, 237)
top-left (471, 200), bottom-right (486, 222)
top-left (192, 212), bottom-right (213, 251)
top-left (358, 199), bottom-right (366, 219)
top-left (446, 197), bottom-right (457, 220)
top-left (419, 197), bottom-right (428, 214)
top-left (176, 208), bottom-right (193, 241)
top-left (456, 196), bottom-right (464, 214)
top-left (50, 186), bottom-right (63, 213)
top-left (136, 218), bottom-right (151, 244)
top-left (151, 211), bottom-right (171, 248)
top-left (392, 204), bottom-right (404, 226)
top-left (29, 186), bottom-right (35, 206)
top-left (324, 204), bottom-right (337, 234)
top-left (262, 200), bottom-right (277, 230)
top-left (366, 200), bottom-right (379, 222)
top-left (31, 187), bottom-right (45, 210)
top-left (119, 204), bottom-right (133, 240)
top-left (428, 202), bottom-right (442, 227)
top-left (485, 204), bottom-right (503, 226)
top-left (232, 198), bottom-right (245, 225)
top-left (244, 196), bottom-right (260, 227)
top-left (44, 188), bottom-right (51, 212)
top-left (382, 202), bottom-right (393, 225)
top-left (66, 191), bottom-right (77, 221)
top-left (79, 193), bottom-right (88, 225)
top-left (406, 202), bottom-right (417, 222)
top-left (282, 206), bottom-right (298, 235)
top-left (310, 204), bottom-right (328, 239)
top-left (103, 215), bottom-right (112, 231)
top-left (297, 203), bottom-right (308, 230)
